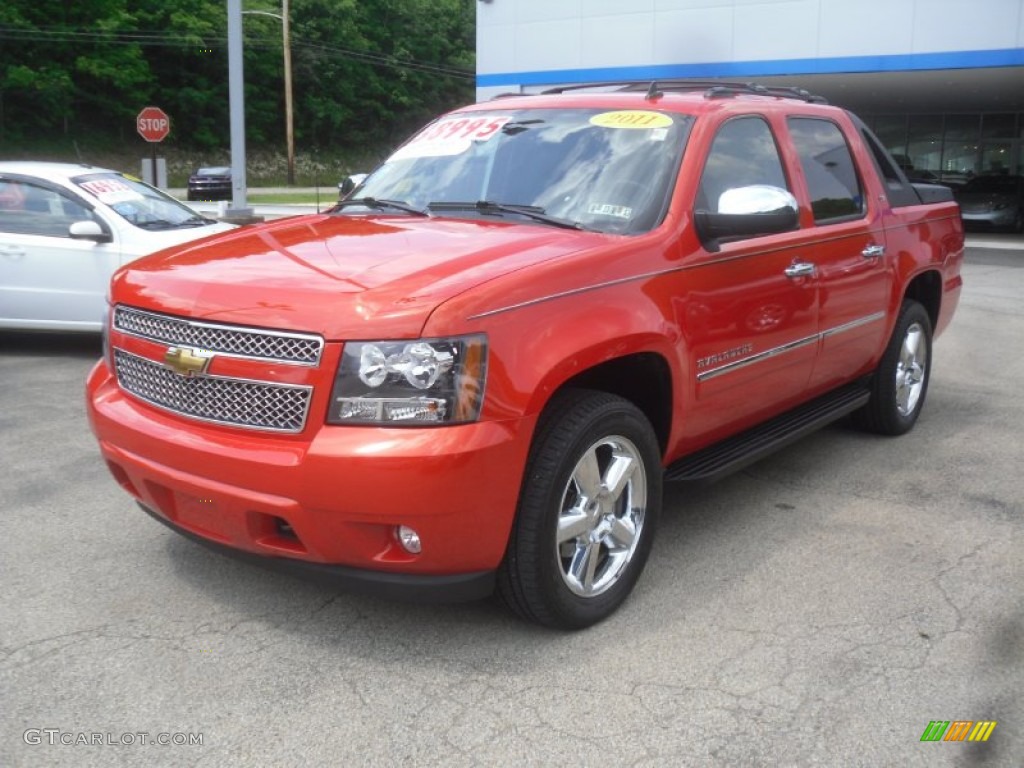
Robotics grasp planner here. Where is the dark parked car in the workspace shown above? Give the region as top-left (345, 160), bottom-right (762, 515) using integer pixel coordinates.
top-left (954, 174), bottom-right (1024, 232)
top-left (187, 166), bottom-right (232, 201)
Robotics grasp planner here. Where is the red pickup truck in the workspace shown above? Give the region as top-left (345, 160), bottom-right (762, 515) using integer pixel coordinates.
top-left (86, 82), bottom-right (963, 629)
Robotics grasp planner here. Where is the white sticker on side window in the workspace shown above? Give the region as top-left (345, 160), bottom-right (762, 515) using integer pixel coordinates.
top-left (390, 116), bottom-right (511, 160)
top-left (79, 178), bottom-right (144, 206)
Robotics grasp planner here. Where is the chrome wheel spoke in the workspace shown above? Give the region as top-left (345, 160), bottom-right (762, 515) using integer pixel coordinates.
top-left (567, 539), bottom-right (600, 592)
top-left (896, 376), bottom-right (911, 412)
top-left (605, 515), bottom-right (637, 551)
top-left (902, 327), bottom-right (921, 363)
top-left (602, 452), bottom-right (637, 501)
top-left (572, 449), bottom-right (603, 500)
top-left (557, 508), bottom-right (594, 544)
top-left (895, 380), bottom-right (906, 409)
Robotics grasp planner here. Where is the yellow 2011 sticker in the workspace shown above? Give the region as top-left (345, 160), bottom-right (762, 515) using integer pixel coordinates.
top-left (589, 111), bottom-right (673, 130)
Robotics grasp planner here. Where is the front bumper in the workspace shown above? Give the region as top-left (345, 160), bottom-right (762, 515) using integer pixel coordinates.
top-left (186, 183), bottom-right (232, 201)
top-left (960, 209), bottom-right (1017, 230)
top-left (87, 361), bottom-right (534, 601)
top-left (139, 502), bottom-right (495, 601)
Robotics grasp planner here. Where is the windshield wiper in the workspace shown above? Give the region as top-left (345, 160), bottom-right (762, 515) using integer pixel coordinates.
top-left (427, 200), bottom-right (585, 231)
top-left (332, 197), bottom-right (430, 217)
top-left (132, 219), bottom-right (179, 230)
top-left (180, 214), bottom-right (217, 227)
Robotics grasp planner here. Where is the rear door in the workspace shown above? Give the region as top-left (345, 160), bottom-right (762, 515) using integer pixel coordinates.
top-left (784, 116), bottom-right (892, 391)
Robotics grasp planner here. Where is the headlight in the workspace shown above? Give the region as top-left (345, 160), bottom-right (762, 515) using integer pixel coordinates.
top-left (328, 335), bottom-right (487, 425)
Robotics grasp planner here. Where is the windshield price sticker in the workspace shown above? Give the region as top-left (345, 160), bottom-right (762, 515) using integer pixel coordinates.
top-left (590, 111), bottom-right (674, 130)
top-left (391, 115), bottom-right (511, 160)
top-left (588, 203), bottom-right (633, 220)
top-left (79, 178), bottom-right (144, 205)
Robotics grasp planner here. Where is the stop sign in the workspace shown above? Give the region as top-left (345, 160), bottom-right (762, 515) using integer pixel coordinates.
top-left (137, 106), bottom-right (170, 143)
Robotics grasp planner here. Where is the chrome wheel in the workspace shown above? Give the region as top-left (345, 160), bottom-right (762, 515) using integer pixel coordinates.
top-left (556, 435), bottom-right (647, 598)
top-left (498, 390), bottom-right (661, 629)
top-left (895, 321), bottom-right (928, 416)
top-left (855, 300), bottom-right (933, 436)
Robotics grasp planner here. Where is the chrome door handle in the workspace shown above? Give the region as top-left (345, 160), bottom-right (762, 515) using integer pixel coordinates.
top-left (862, 244), bottom-right (885, 259)
top-left (784, 262), bottom-right (816, 278)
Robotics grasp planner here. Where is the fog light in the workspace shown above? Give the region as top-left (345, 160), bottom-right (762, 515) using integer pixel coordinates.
top-left (396, 525), bottom-right (422, 554)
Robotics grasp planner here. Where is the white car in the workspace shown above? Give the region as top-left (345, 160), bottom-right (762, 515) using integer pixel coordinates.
top-left (0, 161), bottom-right (235, 332)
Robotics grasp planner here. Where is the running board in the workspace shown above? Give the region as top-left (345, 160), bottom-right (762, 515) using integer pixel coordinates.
top-left (664, 382), bottom-right (871, 485)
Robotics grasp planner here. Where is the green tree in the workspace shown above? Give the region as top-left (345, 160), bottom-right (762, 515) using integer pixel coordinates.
top-left (0, 1), bottom-right (152, 143)
top-left (289, 0), bottom-right (475, 150)
top-left (0, 0), bottom-right (476, 157)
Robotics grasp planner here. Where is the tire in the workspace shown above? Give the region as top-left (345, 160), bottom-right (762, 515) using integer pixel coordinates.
top-left (855, 300), bottom-right (933, 435)
top-left (497, 389), bottom-right (662, 629)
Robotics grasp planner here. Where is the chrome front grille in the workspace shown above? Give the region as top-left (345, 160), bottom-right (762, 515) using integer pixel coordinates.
top-left (114, 306), bottom-right (323, 365)
top-left (114, 350), bottom-right (312, 432)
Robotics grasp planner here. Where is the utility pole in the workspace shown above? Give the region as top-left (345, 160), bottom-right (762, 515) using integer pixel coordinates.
top-left (283, 0), bottom-right (295, 186)
top-left (241, 4), bottom-right (295, 187)
top-left (225, 0), bottom-right (256, 222)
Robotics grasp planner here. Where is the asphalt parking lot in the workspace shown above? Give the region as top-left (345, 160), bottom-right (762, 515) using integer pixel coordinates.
top-left (1, 245), bottom-right (1021, 767)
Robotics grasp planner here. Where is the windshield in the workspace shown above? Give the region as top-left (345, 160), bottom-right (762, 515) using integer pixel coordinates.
top-left (72, 172), bottom-right (212, 230)
top-left (350, 108), bottom-right (693, 234)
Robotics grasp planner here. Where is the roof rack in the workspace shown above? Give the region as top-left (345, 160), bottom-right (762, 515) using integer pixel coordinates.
top-left (540, 80), bottom-right (828, 104)
top-left (540, 81), bottom-right (651, 95)
top-left (700, 83), bottom-right (828, 103)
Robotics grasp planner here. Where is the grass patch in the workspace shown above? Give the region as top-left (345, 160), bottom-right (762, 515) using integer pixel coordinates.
top-left (248, 190), bottom-right (340, 205)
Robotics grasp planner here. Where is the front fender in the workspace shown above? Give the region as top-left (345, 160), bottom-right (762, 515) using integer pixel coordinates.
top-left (446, 276), bottom-right (683, 424)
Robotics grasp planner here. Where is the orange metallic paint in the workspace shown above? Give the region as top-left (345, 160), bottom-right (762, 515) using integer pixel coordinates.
top-left (86, 90), bottom-right (964, 587)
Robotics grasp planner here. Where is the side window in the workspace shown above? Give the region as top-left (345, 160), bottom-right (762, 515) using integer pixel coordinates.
top-left (788, 118), bottom-right (865, 223)
top-left (697, 116), bottom-right (789, 214)
top-left (0, 180), bottom-right (93, 237)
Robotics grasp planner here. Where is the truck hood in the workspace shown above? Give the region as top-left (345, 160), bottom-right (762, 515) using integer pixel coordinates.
top-left (112, 213), bottom-right (600, 339)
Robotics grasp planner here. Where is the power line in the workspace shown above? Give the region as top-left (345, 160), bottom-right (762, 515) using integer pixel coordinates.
top-left (295, 41), bottom-right (473, 79)
top-left (0, 25), bottom-right (475, 81)
top-left (0, 27), bottom-right (197, 45)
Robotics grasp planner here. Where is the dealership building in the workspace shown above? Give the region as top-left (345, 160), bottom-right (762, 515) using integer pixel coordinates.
top-left (476, 0), bottom-right (1024, 184)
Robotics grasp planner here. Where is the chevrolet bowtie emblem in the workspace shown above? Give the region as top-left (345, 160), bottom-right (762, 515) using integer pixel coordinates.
top-left (163, 346), bottom-right (214, 377)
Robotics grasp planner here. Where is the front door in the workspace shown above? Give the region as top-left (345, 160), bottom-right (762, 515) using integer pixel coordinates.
top-left (679, 115), bottom-right (819, 444)
top-left (0, 177), bottom-right (119, 330)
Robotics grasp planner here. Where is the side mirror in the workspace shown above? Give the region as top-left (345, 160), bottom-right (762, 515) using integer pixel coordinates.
top-left (338, 173), bottom-right (368, 199)
top-left (695, 185), bottom-right (799, 249)
top-left (69, 219), bottom-right (112, 243)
